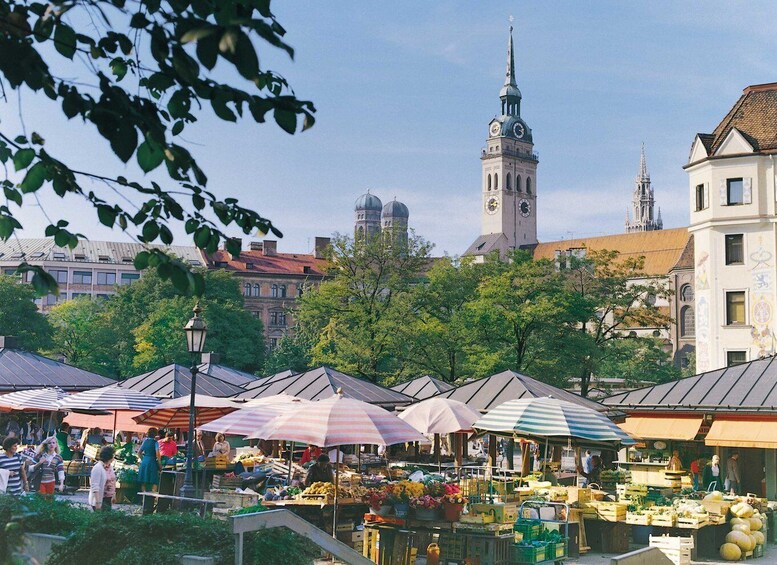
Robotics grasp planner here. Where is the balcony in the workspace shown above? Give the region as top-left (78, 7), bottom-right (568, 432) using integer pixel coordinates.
top-left (481, 147), bottom-right (539, 162)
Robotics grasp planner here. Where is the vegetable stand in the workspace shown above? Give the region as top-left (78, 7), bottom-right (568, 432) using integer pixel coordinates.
top-left (514, 500), bottom-right (568, 564)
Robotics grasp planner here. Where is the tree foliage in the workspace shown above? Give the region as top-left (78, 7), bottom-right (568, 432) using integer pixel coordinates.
top-left (0, 0), bottom-right (314, 296)
top-left (46, 296), bottom-right (115, 373)
top-left (0, 274), bottom-right (51, 349)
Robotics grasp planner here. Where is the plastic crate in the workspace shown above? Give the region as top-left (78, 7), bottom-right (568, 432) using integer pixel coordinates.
top-left (513, 519), bottom-right (543, 541)
top-left (439, 532), bottom-right (467, 561)
top-left (465, 534), bottom-right (512, 565)
top-left (512, 543), bottom-right (546, 564)
top-left (551, 539), bottom-right (567, 559)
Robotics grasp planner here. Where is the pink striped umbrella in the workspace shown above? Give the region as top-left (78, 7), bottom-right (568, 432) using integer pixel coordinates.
top-left (199, 396), bottom-right (310, 436)
top-left (247, 392), bottom-right (426, 447)
top-left (132, 394), bottom-right (240, 428)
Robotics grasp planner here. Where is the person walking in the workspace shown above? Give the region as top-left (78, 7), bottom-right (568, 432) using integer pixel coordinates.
top-left (703, 454), bottom-right (722, 490)
top-left (138, 428), bottom-right (161, 493)
top-left (89, 446), bottom-right (116, 511)
top-left (0, 436), bottom-right (28, 495)
top-left (32, 437), bottom-right (65, 496)
top-left (726, 453), bottom-right (741, 494)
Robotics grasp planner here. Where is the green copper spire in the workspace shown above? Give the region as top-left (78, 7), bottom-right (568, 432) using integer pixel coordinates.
top-left (499, 17), bottom-right (521, 116)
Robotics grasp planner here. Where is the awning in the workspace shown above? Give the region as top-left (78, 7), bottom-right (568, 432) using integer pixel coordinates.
top-left (64, 410), bottom-right (149, 433)
top-left (618, 416), bottom-right (703, 441)
top-left (706, 419), bottom-right (777, 449)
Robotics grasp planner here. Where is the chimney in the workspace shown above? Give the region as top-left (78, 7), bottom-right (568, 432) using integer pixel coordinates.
top-left (249, 241), bottom-right (263, 252)
top-left (314, 237), bottom-right (331, 259)
top-left (201, 352), bottom-right (220, 365)
top-left (0, 336), bottom-right (19, 349)
top-left (263, 240), bottom-right (277, 256)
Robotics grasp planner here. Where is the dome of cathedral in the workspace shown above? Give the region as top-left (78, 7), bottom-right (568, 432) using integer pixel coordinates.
top-left (382, 199), bottom-right (409, 219)
top-left (499, 84), bottom-right (522, 99)
top-left (354, 191), bottom-right (383, 211)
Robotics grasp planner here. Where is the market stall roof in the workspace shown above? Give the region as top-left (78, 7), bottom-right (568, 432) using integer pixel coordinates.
top-left (116, 363), bottom-right (246, 398)
top-left (618, 416), bottom-right (703, 441)
top-left (391, 375), bottom-right (454, 400)
top-left (197, 362), bottom-right (259, 387)
top-left (705, 418), bottom-right (777, 449)
top-left (240, 370), bottom-right (295, 392)
top-left (233, 366), bottom-right (413, 407)
top-left (0, 346), bottom-right (114, 392)
top-left (435, 370), bottom-right (607, 413)
top-left (604, 356), bottom-right (777, 413)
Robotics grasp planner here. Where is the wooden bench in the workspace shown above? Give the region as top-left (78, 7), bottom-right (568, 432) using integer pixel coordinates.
top-left (137, 491), bottom-right (220, 517)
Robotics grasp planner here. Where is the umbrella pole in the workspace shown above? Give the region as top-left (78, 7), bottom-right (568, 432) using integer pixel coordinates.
top-left (332, 447), bottom-right (339, 539)
top-left (287, 441), bottom-right (295, 483)
top-left (435, 433), bottom-right (441, 474)
top-left (543, 437), bottom-right (549, 479)
top-left (113, 410), bottom-right (118, 441)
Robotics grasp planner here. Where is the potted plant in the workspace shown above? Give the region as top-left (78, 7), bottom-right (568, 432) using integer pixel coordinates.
top-left (410, 495), bottom-right (442, 521)
top-left (387, 481), bottom-right (424, 518)
top-left (440, 483), bottom-right (465, 521)
top-left (115, 467), bottom-right (140, 504)
top-left (363, 488), bottom-right (392, 516)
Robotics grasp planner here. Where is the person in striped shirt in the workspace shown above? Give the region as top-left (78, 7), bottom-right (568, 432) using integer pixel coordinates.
top-left (0, 436), bottom-right (28, 495)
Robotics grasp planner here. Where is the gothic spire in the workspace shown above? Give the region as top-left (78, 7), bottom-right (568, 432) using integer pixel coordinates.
top-left (499, 17), bottom-right (522, 116)
top-left (638, 142), bottom-right (649, 180)
top-left (505, 20), bottom-right (516, 89)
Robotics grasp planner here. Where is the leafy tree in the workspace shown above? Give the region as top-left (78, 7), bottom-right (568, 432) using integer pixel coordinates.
top-left (0, 0), bottom-right (314, 296)
top-left (563, 249), bottom-right (673, 397)
top-left (263, 328), bottom-right (313, 375)
top-left (463, 251), bottom-right (586, 385)
top-left (399, 256), bottom-right (483, 383)
top-left (0, 274), bottom-right (51, 350)
top-left (295, 232), bottom-right (433, 382)
top-left (595, 336), bottom-right (680, 390)
top-left (46, 296), bottom-right (116, 374)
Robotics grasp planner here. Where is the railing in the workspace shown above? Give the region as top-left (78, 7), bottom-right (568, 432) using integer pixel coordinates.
top-left (230, 509), bottom-right (373, 565)
top-left (481, 147), bottom-right (539, 161)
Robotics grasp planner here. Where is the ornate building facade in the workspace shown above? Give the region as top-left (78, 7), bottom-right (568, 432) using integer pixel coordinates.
top-left (625, 145), bottom-right (663, 233)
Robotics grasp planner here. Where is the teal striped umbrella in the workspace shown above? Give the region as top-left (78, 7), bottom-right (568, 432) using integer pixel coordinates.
top-left (474, 396), bottom-right (635, 446)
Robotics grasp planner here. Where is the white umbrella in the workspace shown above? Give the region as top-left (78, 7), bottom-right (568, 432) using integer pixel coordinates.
top-left (200, 396), bottom-right (309, 436)
top-left (399, 397), bottom-right (481, 434)
top-left (0, 387), bottom-right (67, 412)
top-left (58, 385), bottom-right (161, 435)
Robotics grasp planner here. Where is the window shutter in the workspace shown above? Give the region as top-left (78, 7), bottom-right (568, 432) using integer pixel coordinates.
top-left (743, 177), bottom-right (752, 204)
top-left (704, 183), bottom-right (710, 209)
top-left (719, 180), bottom-right (727, 206)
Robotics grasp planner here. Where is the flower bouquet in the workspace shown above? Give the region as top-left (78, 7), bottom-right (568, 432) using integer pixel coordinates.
top-left (442, 483), bottom-right (466, 521)
top-left (387, 481), bottom-right (425, 517)
top-left (363, 488), bottom-right (392, 516)
top-left (410, 495), bottom-right (443, 520)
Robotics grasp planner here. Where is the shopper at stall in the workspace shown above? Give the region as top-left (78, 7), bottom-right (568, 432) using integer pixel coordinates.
top-left (703, 454), bottom-right (722, 490)
top-left (300, 445), bottom-right (322, 466)
top-left (32, 437), bottom-right (65, 495)
top-left (304, 454), bottom-right (334, 486)
top-left (89, 446), bottom-right (116, 511)
top-left (578, 454), bottom-right (602, 486)
top-left (690, 457), bottom-right (703, 490)
top-left (726, 452), bottom-right (741, 494)
top-left (55, 424), bottom-right (74, 461)
top-left (0, 436), bottom-right (28, 495)
top-left (4, 415), bottom-right (20, 438)
top-left (667, 450), bottom-right (683, 471)
top-left (137, 427), bottom-right (161, 492)
top-left (193, 430), bottom-right (207, 461)
top-left (210, 433), bottom-right (230, 457)
top-left (159, 432), bottom-right (179, 465)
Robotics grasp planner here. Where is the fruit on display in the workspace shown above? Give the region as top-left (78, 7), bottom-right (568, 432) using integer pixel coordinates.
top-left (748, 516), bottom-right (763, 531)
top-left (729, 517), bottom-right (748, 527)
top-left (704, 491), bottom-right (724, 501)
top-left (731, 502), bottom-right (754, 518)
top-left (752, 531), bottom-right (765, 546)
top-left (725, 530), bottom-right (753, 552)
top-left (304, 482), bottom-right (336, 496)
top-left (719, 543), bottom-right (742, 561)
top-left (731, 523), bottom-right (751, 535)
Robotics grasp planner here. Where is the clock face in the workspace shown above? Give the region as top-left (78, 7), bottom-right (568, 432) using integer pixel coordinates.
top-left (489, 122), bottom-right (501, 137)
top-left (513, 122), bottom-right (525, 138)
top-left (486, 197), bottom-right (499, 214)
top-left (518, 198), bottom-right (531, 217)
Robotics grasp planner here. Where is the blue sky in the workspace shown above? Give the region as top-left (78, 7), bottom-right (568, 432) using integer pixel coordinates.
top-left (10, 1), bottom-right (777, 255)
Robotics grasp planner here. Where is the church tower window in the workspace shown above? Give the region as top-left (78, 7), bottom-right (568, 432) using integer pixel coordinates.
top-left (506, 173), bottom-right (512, 190)
top-left (487, 174), bottom-right (492, 190)
top-left (681, 305), bottom-right (695, 337)
top-left (494, 173), bottom-right (499, 189)
top-left (526, 177), bottom-right (532, 194)
top-left (516, 175), bottom-right (522, 192)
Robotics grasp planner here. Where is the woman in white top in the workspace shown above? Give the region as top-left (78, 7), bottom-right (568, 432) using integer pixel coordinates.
top-left (210, 433), bottom-right (230, 457)
top-left (89, 446), bottom-right (117, 511)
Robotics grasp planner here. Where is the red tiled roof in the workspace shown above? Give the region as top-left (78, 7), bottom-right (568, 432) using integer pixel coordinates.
top-left (205, 250), bottom-right (330, 276)
top-left (707, 82), bottom-right (777, 155)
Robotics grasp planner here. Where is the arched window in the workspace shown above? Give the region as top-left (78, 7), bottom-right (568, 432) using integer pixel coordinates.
top-left (681, 306), bottom-right (695, 337)
top-left (243, 283), bottom-right (251, 297)
top-left (506, 173), bottom-right (512, 190)
top-left (487, 174), bottom-right (492, 190)
top-left (516, 175), bottom-right (522, 192)
top-left (297, 285), bottom-right (304, 298)
top-left (494, 173), bottom-right (499, 190)
top-left (279, 285), bottom-right (287, 298)
top-left (680, 284), bottom-right (694, 302)
top-left (253, 284), bottom-right (260, 297)
top-left (526, 177), bottom-right (532, 194)
top-left (271, 284), bottom-right (278, 298)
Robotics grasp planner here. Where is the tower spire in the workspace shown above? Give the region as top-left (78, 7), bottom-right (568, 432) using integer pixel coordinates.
top-left (638, 142), bottom-right (649, 180)
top-left (505, 16), bottom-right (516, 89)
top-left (499, 17), bottom-right (522, 116)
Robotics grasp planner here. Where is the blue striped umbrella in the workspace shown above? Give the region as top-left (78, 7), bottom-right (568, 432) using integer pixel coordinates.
top-left (0, 387), bottom-right (67, 411)
top-left (474, 396), bottom-right (634, 446)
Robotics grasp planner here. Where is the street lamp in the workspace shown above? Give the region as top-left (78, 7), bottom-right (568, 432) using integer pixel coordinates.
top-left (180, 302), bottom-right (207, 499)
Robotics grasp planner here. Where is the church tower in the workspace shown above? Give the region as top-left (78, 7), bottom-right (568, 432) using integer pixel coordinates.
top-left (354, 191), bottom-right (383, 240)
top-left (465, 21), bottom-right (538, 258)
top-left (625, 145), bottom-right (663, 232)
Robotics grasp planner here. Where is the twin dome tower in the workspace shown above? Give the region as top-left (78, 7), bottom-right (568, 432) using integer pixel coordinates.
top-left (354, 191), bottom-right (409, 245)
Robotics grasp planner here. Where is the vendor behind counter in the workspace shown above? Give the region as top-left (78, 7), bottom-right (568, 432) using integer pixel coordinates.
top-left (305, 454), bottom-right (334, 486)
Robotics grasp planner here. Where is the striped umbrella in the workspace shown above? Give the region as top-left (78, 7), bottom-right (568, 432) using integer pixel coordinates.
top-left (132, 394), bottom-right (240, 428)
top-left (200, 396), bottom-right (310, 436)
top-left (247, 392), bottom-right (426, 447)
top-left (473, 396), bottom-right (634, 446)
top-left (0, 387), bottom-right (67, 412)
top-left (57, 386), bottom-right (161, 412)
top-left (399, 397), bottom-right (482, 434)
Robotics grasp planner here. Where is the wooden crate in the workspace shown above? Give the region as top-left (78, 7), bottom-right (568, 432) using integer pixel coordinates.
top-left (203, 491), bottom-right (260, 508)
top-left (626, 512), bottom-right (652, 526)
top-left (700, 500), bottom-right (730, 517)
top-left (651, 513), bottom-right (677, 527)
top-left (676, 515), bottom-right (709, 529)
top-left (566, 486), bottom-right (591, 504)
top-left (596, 502), bottom-right (627, 522)
top-left (212, 475), bottom-right (242, 489)
top-left (649, 535), bottom-right (693, 565)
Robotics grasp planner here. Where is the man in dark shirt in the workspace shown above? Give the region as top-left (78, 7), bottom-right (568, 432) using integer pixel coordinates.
top-left (304, 454), bottom-right (334, 486)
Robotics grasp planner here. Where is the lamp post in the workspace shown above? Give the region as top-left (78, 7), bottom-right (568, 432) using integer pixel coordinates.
top-left (180, 302), bottom-right (207, 499)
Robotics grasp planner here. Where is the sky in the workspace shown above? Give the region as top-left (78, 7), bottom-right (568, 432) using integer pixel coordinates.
top-left (9, 1), bottom-right (777, 256)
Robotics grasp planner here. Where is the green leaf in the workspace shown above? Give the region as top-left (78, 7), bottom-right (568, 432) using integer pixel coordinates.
top-left (20, 162), bottom-right (47, 193)
top-left (3, 187), bottom-right (21, 206)
top-left (54, 24), bottom-right (77, 59)
top-left (137, 140), bottom-right (165, 173)
top-left (274, 108), bottom-right (296, 134)
top-left (234, 32), bottom-right (259, 80)
top-left (130, 12), bottom-right (150, 29)
top-left (110, 57), bottom-right (128, 81)
top-left (133, 251), bottom-right (150, 270)
top-left (13, 149), bottom-right (35, 171)
top-left (196, 34), bottom-right (218, 70)
top-left (97, 205), bottom-right (117, 227)
top-left (159, 225), bottom-right (173, 244)
top-left (53, 230), bottom-right (70, 248)
top-left (170, 265), bottom-right (190, 292)
top-left (185, 219), bottom-right (198, 233)
top-left (142, 220), bottom-right (160, 242)
top-left (194, 226), bottom-right (211, 247)
top-left (211, 91), bottom-right (236, 122)
top-left (172, 120), bottom-right (185, 136)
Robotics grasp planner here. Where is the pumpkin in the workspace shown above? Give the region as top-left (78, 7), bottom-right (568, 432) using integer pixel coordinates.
top-left (749, 517), bottom-right (763, 531)
top-left (726, 530), bottom-right (753, 551)
top-left (729, 517), bottom-right (748, 527)
top-left (731, 502), bottom-right (754, 518)
top-left (732, 523), bottom-right (751, 534)
top-left (752, 531), bottom-right (765, 546)
top-left (705, 491), bottom-right (724, 501)
top-left (720, 543), bottom-right (742, 561)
